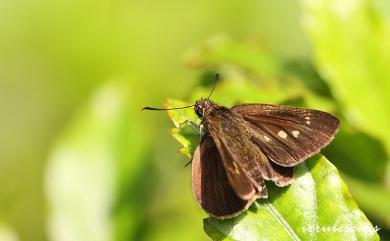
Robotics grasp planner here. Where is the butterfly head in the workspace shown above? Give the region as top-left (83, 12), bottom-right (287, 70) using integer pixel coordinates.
top-left (194, 98), bottom-right (216, 118)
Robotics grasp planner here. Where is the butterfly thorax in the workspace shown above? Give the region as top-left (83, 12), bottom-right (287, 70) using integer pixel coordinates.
top-left (194, 99), bottom-right (219, 118)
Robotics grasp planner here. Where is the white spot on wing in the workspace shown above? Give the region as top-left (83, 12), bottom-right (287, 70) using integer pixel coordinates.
top-left (292, 130), bottom-right (300, 138)
top-left (305, 116), bottom-right (310, 120)
top-left (306, 120), bottom-right (311, 125)
top-left (278, 130), bottom-right (287, 139)
top-left (264, 135), bottom-right (271, 142)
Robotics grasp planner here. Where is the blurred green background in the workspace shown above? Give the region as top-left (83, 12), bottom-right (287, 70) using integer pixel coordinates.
top-left (1, 0), bottom-right (390, 240)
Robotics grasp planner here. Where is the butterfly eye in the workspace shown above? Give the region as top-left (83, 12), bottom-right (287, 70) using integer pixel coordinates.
top-left (195, 104), bottom-right (204, 117)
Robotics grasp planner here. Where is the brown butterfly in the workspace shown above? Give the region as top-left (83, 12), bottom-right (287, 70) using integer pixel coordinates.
top-left (143, 76), bottom-right (340, 219)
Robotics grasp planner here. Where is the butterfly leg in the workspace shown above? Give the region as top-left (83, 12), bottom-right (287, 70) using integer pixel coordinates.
top-left (179, 119), bottom-right (205, 140)
top-left (184, 159), bottom-right (192, 167)
top-left (179, 119), bottom-right (200, 131)
top-left (184, 125), bottom-right (206, 168)
top-left (178, 120), bottom-right (202, 167)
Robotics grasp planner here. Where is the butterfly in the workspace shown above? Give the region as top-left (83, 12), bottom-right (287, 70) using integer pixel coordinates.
top-left (143, 75), bottom-right (340, 218)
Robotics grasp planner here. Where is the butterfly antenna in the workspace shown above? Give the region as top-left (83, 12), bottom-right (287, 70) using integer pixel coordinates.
top-left (142, 104), bottom-right (195, 111)
top-left (206, 73), bottom-right (219, 99)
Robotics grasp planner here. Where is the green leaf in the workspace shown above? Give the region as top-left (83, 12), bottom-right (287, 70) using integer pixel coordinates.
top-left (184, 34), bottom-right (281, 79)
top-left (301, 0), bottom-right (390, 153)
top-left (184, 35), bottom-right (333, 99)
top-left (0, 223), bottom-right (19, 241)
top-left (165, 99), bottom-right (200, 158)
top-left (166, 98), bottom-right (379, 241)
top-left (322, 125), bottom-right (388, 182)
top-left (205, 155), bottom-right (379, 241)
top-left (301, 0), bottom-right (390, 230)
top-left (46, 82), bottom-right (150, 241)
top-left (342, 175), bottom-right (390, 228)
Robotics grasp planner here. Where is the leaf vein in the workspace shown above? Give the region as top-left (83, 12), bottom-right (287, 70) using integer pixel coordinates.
top-left (311, 164), bottom-right (318, 241)
top-left (264, 202), bottom-right (301, 241)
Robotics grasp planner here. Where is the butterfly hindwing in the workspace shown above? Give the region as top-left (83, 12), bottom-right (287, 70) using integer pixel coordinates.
top-left (231, 104), bottom-right (340, 167)
top-left (192, 135), bottom-right (257, 218)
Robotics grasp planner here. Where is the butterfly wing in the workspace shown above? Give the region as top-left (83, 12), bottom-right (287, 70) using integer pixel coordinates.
top-left (204, 107), bottom-right (294, 190)
top-left (231, 104), bottom-right (340, 167)
top-left (192, 135), bottom-right (257, 218)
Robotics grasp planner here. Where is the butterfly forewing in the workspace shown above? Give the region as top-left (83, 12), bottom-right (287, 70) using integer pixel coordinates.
top-left (231, 104), bottom-right (340, 167)
top-left (205, 107), bottom-right (294, 191)
top-left (192, 135), bottom-right (257, 218)
top-left (201, 116), bottom-right (257, 200)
